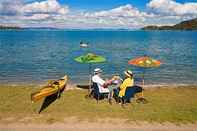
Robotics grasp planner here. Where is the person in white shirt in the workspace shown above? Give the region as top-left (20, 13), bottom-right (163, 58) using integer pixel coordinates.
top-left (92, 68), bottom-right (109, 93)
top-left (91, 68), bottom-right (121, 104)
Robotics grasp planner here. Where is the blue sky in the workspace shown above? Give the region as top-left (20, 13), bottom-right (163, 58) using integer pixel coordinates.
top-left (25, 0), bottom-right (197, 10)
top-left (60, 0), bottom-right (149, 11)
top-left (25, 0), bottom-right (149, 9)
top-left (0, 0), bottom-right (197, 28)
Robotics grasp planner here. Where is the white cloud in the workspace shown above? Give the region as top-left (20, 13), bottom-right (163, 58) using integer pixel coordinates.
top-left (23, 14), bottom-right (50, 20)
top-left (0, 0), bottom-right (23, 16)
top-left (22, 0), bottom-right (69, 15)
top-left (0, 0), bottom-right (69, 22)
top-left (80, 4), bottom-right (155, 29)
top-left (1, 0), bottom-right (197, 29)
top-left (85, 4), bottom-right (149, 18)
top-left (147, 0), bottom-right (197, 16)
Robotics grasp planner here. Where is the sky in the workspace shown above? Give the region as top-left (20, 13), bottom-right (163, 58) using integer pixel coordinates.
top-left (0, 0), bottom-right (197, 29)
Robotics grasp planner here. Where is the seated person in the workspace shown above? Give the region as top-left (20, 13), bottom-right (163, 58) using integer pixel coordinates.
top-left (118, 70), bottom-right (147, 105)
top-left (119, 70), bottom-right (134, 99)
top-left (92, 68), bottom-right (122, 104)
top-left (107, 75), bottom-right (122, 104)
top-left (92, 68), bottom-right (110, 93)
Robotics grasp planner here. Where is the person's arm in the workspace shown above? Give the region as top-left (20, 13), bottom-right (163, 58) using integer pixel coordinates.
top-left (103, 76), bottom-right (120, 88)
top-left (104, 76), bottom-right (121, 86)
top-left (103, 79), bottom-right (113, 87)
top-left (93, 76), bottom-right (105, 87)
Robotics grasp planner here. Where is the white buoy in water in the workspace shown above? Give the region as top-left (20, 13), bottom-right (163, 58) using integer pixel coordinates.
top-left (80, 41), bottom-right (89, 48)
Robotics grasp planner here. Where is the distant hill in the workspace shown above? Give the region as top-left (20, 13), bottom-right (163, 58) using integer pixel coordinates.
top-left (142, 18), bottom-right (197, 30)
top-left (0, 25), bottom-right (21, 30)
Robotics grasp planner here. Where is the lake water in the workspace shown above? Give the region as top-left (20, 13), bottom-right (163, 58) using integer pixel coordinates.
top-left (0, 30), bottom-right (197, 86)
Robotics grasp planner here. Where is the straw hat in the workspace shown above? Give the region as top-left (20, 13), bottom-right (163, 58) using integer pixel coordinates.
top-left (94, 68), bottom-right (102, 74)
top-left (124, 70), bottom-right (133, 77)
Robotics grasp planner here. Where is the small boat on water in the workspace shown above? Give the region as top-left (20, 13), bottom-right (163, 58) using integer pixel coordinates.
top-left (31, 75), bottom-right (68, 102)
top-left (80, 41), bottom-right (89, 48)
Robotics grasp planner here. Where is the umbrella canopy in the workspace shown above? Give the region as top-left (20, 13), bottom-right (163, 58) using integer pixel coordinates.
top-left (128, 56), bottom-right (162, 87)
top-left (128, 56), bottom-right (161, 68)
top-left (75, 53), bottom-right (106, 64)
top-left (74, 53), bottom-right (106, 91)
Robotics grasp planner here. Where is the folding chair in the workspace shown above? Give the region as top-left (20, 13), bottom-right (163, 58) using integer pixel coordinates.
top-left (92, 82), bottom-right (108, 103)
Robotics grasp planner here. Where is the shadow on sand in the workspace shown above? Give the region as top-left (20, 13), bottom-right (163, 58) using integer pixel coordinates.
top-left (38, 87), bottom-right (65, 114)
top-left (76, 84), bottom-right (89, 89)
top-left (38, 93), bottom-right (58, 114)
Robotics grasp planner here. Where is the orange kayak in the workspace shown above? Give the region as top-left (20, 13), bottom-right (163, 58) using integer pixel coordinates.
top-left (31, 75), bottom-right (68, 102)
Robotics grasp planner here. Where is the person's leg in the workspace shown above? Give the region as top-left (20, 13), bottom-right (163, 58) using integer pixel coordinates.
top-left (108, 91), bottom-right (112, 99)
top-left (113, 88), bottom-right (120, 103)
top-left (113, 88), bottom-right (119, 96)
top-left (121, 97), bottom-right (126, 107)
top-left (108, 91), bottom-right (113, 104)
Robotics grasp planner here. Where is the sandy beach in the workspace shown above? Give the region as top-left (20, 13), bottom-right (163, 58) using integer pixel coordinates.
top-left (0, 118), bottom-right (197, 131)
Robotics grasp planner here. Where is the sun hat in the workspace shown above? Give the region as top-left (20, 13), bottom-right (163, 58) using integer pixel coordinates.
top-left (124, 70), bottom-right (133, 77)
top-left (94, 68), bottom-right (102, 74)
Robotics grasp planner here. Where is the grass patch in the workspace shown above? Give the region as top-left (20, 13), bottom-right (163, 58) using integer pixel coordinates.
top-left (0, 85), bottom-right (197, 123)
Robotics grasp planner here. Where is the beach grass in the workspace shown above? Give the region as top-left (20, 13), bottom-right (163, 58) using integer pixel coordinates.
top-left (0, 85), bottom-right (197, 124)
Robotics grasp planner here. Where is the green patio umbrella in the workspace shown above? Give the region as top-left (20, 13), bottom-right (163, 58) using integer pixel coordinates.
top-left (75, 53), bottom-right (106, 64)
top-left (74, 53), bottom-right (106, 90)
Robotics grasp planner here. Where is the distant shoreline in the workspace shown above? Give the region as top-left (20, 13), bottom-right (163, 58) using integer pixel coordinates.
top-left (0, 25), bottom-right (21, 30)
top-left (142, 18), bottom-right (197, 31)
top-left (1, 28), bottom-right (197, 31)
top-left (1, 18), bottom-right (197, 31)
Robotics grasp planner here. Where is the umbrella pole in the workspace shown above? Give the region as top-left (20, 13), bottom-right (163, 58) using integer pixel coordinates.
top-left (88, 64), bottom-right (92, 93)
top-left (142, 72), bottom-right (145, 86)
top-left (141, 70), bottom-right (145, 98)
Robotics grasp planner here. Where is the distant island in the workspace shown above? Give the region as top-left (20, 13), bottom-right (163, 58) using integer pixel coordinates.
top-left (142, 18), bottom-right (197, 30)
top-left (0, 26), bottom-right (62, 31)
top-left (0, 25), bottom-right (22, 30)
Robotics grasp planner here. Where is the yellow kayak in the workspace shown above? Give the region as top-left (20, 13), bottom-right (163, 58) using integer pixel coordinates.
top-left (31, 75), bottom-right (68, 102)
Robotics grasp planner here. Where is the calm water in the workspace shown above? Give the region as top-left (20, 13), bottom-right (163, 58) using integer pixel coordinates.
top-left (0, 30), bottom-right (197, 86)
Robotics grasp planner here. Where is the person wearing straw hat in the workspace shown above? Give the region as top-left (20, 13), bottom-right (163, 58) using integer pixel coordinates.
top-left (92, 68), bottom-right (110, 93)
top-left (118, 70), bottom-right (147, 105)
top-left (118, 70), bottom-right (134, 101)
top-left (91, 68), bottom-right (121, 103)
